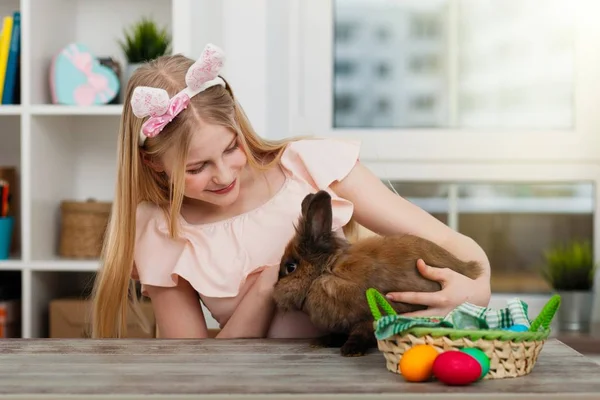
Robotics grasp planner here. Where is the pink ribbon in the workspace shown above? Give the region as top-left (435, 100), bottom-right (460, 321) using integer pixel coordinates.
top-left (130, 43), bottom-right (226, 145)
top-left (141, 93), bottom-right (191, 138)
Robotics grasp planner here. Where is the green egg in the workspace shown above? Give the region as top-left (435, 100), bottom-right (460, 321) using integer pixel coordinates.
top-left (460, 348), bottom-right (490, 379)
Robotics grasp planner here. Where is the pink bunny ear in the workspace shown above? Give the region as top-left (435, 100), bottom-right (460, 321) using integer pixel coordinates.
top-left (185, 44), bottom-right (225, 91)
top-left (131, 86), bottom-right (171, 118)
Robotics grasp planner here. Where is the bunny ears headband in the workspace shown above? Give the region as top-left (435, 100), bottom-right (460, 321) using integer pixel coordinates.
top-left (130, 44), bottom-right (226, 146)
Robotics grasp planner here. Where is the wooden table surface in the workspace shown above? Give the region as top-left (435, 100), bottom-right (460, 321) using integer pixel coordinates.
top-left (0, 338), bottom-right (599, 400)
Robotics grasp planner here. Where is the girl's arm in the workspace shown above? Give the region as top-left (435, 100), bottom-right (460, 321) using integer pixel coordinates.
top-left (216, 265), bottom-right (279, 338)
top-left (331, 162), bottom-right (492, 316)
top-left (147, 266), bottom-right (279, 339)
top-left (145, 278), bottom-right (209, 338)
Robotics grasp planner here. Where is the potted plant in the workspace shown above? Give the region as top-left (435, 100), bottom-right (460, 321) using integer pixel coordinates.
top-left (118, 16), bottom-right (171, 83)
top-left (541, 239), bottom-right (596, 332)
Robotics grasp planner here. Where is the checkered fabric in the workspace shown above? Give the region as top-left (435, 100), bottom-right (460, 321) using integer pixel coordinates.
top-left (374, 298), bottom-right (531, 341)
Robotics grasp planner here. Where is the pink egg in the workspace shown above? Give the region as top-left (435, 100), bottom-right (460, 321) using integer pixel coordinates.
top-left (432, 351), bottom-right (482, 386)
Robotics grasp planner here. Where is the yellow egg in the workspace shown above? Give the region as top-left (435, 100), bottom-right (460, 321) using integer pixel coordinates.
top-left (398, 344), bottom-right (440, 382)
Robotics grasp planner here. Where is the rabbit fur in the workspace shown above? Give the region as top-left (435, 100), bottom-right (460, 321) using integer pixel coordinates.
top-left (272, 190), bottom-right (483, 357)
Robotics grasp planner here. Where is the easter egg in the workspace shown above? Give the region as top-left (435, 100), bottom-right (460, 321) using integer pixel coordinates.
top-left (505, 324), bottom-right (529, 332)
top-left (459, 348), bottom-right (490, 379)
top-left (432, 350), bottom-right (481, 386)
top-left (398, 344), bottom-right (440, 382)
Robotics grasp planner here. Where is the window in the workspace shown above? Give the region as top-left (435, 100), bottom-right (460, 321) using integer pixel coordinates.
top-left (388, 181), bottom-right (450, 225)
top-left (335, 21), bottom-right (358, 42)
top-left (296, 0), bottom-right (598, 163)
top-left (410, 13), bottom-right (442, 40)
top-left (335, 93), bottom-right (356, 113)
top-left (410, 95), bottom-right (436, 112)
top-left (335, 60), bottom-right (356, 76)
top-left (376, 26), bottom-right (391, 42)
top-left (332, 0), bottom-right (574, 129)
top-left (375, 62), bottom-right (391, 78)
top-left (375, 97), bottom-right (391, 114)
top-left (386, 181), bottom-right (594, 294)
top-left (409, 54), bottom-right (440, 74)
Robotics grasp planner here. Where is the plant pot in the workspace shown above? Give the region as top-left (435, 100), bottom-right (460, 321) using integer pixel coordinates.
top-left (556, 290), bottom-right (593, 332)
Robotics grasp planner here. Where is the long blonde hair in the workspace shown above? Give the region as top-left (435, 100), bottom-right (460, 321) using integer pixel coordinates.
top-left (91, 54), bottom-right (358, 338)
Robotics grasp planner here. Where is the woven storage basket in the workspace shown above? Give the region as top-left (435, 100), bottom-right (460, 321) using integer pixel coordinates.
top-left (59, 199), bottom-right (112, 258)
top-left (366, 289), bottom-right (560, 380)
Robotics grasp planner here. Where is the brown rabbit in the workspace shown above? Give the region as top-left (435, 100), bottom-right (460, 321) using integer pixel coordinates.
top-left (272, 190), bottom-right (483, 357)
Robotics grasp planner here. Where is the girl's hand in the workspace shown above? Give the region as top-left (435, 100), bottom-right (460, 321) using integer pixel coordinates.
top-left (216, 265), bottom-right (279, 339)
top-left (255, 264), bottom-right (280, 297)
top-left (385, 259), bottom-right (491, 317)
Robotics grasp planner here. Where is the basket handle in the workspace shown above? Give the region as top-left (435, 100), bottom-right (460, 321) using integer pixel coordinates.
top-left (529, 294), bottom-right (561, 332)
top-left (366, 288), bottom-right (397, 321)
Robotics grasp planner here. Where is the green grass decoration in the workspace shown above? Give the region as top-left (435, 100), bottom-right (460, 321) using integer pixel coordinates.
top-left (529, 294), bottom-right (561, 332)
top-left (366, 288), bottom-right (397, 320)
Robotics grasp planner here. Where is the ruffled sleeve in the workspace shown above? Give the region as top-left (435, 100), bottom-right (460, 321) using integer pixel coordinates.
top-left (132, 202), bottom-right (252, 299)
top-left (133, 202), bottom-right (193, 295)
top-left (280, 138), bottom-right (361, 232)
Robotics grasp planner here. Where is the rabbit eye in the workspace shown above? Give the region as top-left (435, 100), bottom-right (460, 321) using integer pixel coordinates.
top-left (285, 261), bottom-right (297, 275)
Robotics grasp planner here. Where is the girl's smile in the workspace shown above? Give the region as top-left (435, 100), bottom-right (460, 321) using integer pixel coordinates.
top-left (207, 178), bottom-right (237, 195)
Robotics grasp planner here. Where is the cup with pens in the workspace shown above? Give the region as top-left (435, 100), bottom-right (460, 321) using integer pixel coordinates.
top-left (0, 179), bottom-right (13, 260)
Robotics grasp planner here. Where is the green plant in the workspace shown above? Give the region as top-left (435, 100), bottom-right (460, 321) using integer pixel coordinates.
top-left (118, 17), bottom-right (171, 63)
top-left (541, 239), bottom-right (597, 291)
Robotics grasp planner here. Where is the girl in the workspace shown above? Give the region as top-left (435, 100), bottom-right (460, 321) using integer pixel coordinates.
top-left (91, 44), bottom-right (491, 339)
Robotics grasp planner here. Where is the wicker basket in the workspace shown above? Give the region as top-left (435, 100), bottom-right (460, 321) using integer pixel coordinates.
top-left (366, 289), bottom-right (560, 380)
top-left (59, 200), bottom-right (112, 258)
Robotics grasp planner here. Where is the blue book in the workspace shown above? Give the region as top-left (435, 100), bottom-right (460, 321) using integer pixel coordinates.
top-left (2, 11), bottom-right (20, 105)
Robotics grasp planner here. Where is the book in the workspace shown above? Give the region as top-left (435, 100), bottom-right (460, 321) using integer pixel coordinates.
top-left (0, 15), bottom-right (13, 101)
top-left (2, 11), bottom-right (20, 105)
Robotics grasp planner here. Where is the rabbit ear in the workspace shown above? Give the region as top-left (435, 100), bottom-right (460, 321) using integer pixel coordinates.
top-left (304, 190), bottom-right (333, 239)
top-left (301, 193), bottom-right (315, 216)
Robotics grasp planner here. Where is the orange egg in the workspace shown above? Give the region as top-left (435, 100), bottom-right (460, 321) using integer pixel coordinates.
top-left (398, 344), bottom-right (440, 382)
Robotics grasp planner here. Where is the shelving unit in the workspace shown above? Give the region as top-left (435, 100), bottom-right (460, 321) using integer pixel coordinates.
top-left (0, 0), bottom-right (229, 339)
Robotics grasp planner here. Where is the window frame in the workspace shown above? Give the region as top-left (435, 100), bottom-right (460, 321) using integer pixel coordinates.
top-left (291, 0), bottom-right (600, 163)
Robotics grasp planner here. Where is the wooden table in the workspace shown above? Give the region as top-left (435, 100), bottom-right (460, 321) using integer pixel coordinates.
top-left (0, 338), bottom-right (599, 399)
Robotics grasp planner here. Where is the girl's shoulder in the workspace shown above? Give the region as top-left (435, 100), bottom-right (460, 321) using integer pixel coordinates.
top-left (279, 137), bottom-right (361, 189)
top-left (135, 201), bottom-right (163, 226)
top-left (134, 201), bottom-right (177, 243)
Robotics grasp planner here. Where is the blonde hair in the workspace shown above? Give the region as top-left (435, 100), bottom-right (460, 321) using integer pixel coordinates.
top-left (90, 53), bottom-right (357, 338)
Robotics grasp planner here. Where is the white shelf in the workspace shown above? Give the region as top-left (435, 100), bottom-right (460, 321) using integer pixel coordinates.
top-left (0, 104), bottom-right (123, 117)
top-left (30, 105), bottom-right (123, 116)
top-left (0, 105), bottom-right (22, 115)
top-left (0, 259), bottom-right (98, 271)
top-left (28, 259), bottom-right (99, 272)
top-left (0, 105), bottom-right (124, 116)
top-left (0, 259), bottom-right (23, 270)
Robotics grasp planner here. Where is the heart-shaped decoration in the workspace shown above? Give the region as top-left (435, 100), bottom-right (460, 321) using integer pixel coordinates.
top-left (49, 43), bottom-right (120, 105)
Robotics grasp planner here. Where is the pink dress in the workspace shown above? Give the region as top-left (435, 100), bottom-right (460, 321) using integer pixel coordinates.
top-left (133, 138), bottom-right (361, 338)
